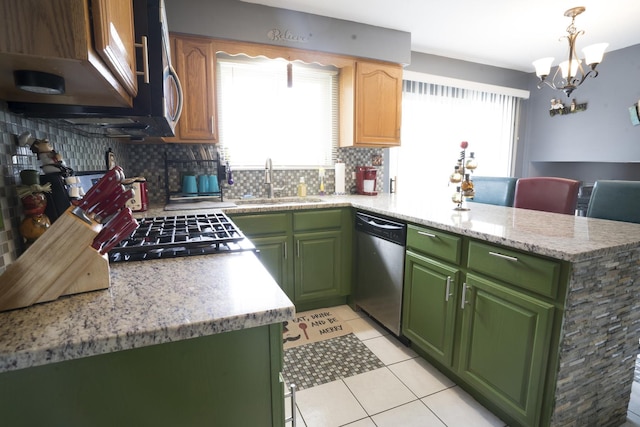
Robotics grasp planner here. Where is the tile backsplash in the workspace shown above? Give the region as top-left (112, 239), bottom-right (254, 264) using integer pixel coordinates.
top-left (0, 99), bottom-right (384, 274)
top-left (127, 143), bottom-right (384, 203)
top-left (0, 102), bottom-right (126, 273)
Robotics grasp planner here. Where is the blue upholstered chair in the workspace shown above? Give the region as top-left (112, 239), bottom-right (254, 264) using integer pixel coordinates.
top-left (469, 176), bottom-right (517, 207)
top-left (586, 180), bottom-right (640, 224)
top-left (513, 177), bottom-right (581, 215)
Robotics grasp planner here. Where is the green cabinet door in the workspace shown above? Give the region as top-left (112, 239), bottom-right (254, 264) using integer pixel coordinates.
top-left (0, 324), bottom-right (284, 427)
top-left (294, 230), bottom-right (342, 302)
top-left (252, 235), bottom-right (295, 300)
top-left (458, 273), bottom-right (554, 427)
top-left (402, 250), bottom-right (459, 367)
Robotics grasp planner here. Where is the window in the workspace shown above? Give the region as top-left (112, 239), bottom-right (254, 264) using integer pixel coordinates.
top-left (217, 56), bottom-right (338, 168)
top-left (390, 76), bottom-right (523, 198)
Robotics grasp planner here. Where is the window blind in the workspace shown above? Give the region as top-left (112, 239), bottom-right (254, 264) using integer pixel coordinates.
top-left (216, 56), bottom-right (338, 168)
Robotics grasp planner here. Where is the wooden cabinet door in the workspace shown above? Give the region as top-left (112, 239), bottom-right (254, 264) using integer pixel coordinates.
top-left (172, 36), bottom-right (218, 142)
top-left (251, 235), bottom-right (294, 301)
top-left (91, 0), bottom-right (137, 97)
top-left (458, 273), bottom-right (554, 427)
top-left (294, 230), bottom-right (342, 302)
top-left (355, 61), bottom-right (402, 146)
top-left (403, 251), bottom-right (459, 367)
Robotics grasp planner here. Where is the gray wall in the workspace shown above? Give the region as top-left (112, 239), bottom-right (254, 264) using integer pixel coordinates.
top-left (406, 51), bottom-right (531, 90)
top-left (165, 0), bottom-right (411, 64)
top-left (521, 44), bottom-right (640, 181)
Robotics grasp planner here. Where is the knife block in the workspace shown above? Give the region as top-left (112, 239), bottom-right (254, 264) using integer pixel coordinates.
top-left (0, 207), bottom-right (110, 312)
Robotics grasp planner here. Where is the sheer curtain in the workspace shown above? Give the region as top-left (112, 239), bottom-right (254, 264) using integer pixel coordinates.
top-left (390, 80), bottom-right (521, 199)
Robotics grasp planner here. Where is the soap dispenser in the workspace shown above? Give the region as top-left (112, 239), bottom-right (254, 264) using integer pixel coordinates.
top-left (297, 177), bottom-right (307, 197)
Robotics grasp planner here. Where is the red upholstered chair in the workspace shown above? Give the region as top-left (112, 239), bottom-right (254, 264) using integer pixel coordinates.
top-left (513, 177), bottom-right (581, 215)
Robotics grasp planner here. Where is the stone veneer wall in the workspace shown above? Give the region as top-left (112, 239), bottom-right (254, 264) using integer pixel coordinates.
top-left (551, 247), bottom-right (640, 426)
top-left (0, 102), bottom-right (126, 274)
top-left (126, 143), bottom-right (384, 204)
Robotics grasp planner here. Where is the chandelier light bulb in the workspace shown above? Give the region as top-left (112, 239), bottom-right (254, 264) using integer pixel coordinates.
top-left (559, 59), bottom-right (581, 79)
top-left (582, 43), bottom-right (609, 66)
top-left (533, 57), bottom-right (554, 78)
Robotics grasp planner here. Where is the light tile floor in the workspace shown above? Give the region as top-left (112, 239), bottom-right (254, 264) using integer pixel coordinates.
top-left (287, 305), bottom-right (640, 427)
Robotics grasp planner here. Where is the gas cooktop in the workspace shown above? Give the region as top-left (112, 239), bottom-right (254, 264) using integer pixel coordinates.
top-left (108, 212), bottom-right (255, 263)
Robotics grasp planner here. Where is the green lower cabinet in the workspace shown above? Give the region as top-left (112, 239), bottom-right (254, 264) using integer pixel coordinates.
top-left (230, 209), bottom-right (351, 310)
top-left (458, 273), bottom-right (554, 427)
top-left (294, 230), bottom-right (342, 302)
top-left (251, 234), bottom-right (295, 300)
top-left (0, 324), bottom-right (285, 427)
top-left (402, 250), bottom-right (459, 367)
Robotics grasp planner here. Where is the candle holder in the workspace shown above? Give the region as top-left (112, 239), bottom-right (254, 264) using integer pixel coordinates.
top-left (449, 141), bottom-right (478, 211)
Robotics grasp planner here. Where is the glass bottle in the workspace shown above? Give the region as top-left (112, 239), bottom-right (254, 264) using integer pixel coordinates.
top-left (461, 174), bottom-right (475, 197)
top-left (449, 166), bottom-right (462, 183)
top-left (465, 152), bottom-right (478, 170)
top-left (451, 186), bottom-right (462, 204)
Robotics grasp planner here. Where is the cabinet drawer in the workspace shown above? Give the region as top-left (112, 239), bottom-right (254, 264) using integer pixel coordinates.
top-left (406, 225), bottom-right (461, 264)
top-left (230, 213), bottom-right (290, 236)
top-left (467, 241), bottom-right (561, 299)
top-left (293, 209), bottom-right (342, 232)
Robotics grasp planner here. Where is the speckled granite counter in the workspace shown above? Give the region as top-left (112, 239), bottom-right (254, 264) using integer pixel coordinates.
top-left (0, 252), bottom-right (294, 373)
top-left (156, 193), bottom-right (640, 262)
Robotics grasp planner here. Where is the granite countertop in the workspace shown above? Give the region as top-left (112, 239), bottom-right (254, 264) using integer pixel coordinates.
top-left (0, 252), bottom-right (294, 373)
top-left (160, 193), bottom-right (640, 262)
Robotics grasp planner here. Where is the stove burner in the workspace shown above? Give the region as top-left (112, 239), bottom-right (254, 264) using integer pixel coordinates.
top-left (108, 212), bottom-right (254, 262)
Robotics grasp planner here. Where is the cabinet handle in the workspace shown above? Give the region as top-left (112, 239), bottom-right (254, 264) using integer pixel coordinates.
top-left (281, 373), bottom-right (297, 426)
top-left (445, 276), bottom-right (452, 302)
top-left (418, 231), bottom-right (437, 238)
top-left (134, 36), bottom-right (150, 84)
top-left (210, 116), bottom-right (215, 134)
top-left (488, 251), bottom-right (519, 262)
top-left (460, 283), bottom-right (470, 309)
top-left (283, 242), bottom-right (287, 260)
top-left (296, 240), bottom-right (300, 258)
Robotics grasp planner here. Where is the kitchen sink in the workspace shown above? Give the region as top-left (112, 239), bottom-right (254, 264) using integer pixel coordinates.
top-left (234, 197), bottom-right (324, 205)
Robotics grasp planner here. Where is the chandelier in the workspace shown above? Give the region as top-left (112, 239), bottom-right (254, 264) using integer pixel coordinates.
top-left (532, 6), bottom-right (608, 97)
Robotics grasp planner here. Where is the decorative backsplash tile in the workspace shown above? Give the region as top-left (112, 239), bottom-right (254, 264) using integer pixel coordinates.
top-left (0, 102), bottom-right (126, 271)
top-left (126, 143), bottom-right (385, 203)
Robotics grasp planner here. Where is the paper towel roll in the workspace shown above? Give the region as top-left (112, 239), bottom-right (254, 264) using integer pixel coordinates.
top-left (335, 163), bottom-right (346, 194)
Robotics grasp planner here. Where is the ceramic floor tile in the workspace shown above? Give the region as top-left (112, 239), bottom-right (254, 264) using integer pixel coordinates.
top-left (347, 316), bottom-right (388, 341)
top-left (344, 367), bottom-right (416, 415)
top-left (331, 304), bottom-right (365, 321)
top-left (624, 411), bottom-right (640, 427)
top-left (630, 381), bottom-right (640, 416)
top-left (343, 418), bottom-right (377, 427)
top-left (362, 334), bottom-right (417, 365)
top-left (296, 379), bottom-right (368, 427)
top-left (388, 357), bottom-right (455, 398)
top-left (422, 386), bottom-right (506, 427)
top-left (371, 400), bottom-right (446, 427)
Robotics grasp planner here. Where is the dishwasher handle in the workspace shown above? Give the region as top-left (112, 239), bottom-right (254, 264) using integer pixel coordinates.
top-left (355, 212), bottom-right (406, 245)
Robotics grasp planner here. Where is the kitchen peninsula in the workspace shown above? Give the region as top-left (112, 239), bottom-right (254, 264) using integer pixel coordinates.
top-left (0, 194), bottom-right (639, 427)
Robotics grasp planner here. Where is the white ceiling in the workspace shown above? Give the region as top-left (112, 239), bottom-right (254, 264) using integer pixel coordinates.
top-left (240, 0), bottom-right (640, 72)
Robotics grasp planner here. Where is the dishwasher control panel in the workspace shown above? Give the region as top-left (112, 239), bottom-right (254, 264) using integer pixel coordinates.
top-left (355, 211), bottom-right (406, 245)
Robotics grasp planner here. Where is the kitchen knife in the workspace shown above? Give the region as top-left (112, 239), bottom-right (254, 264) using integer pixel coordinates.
top-left (91, 186), bottom-right (134, 221)
top-left (73, 166), bottom-right (125, 215)
top-left (91, 208), bottom-right (138, 254)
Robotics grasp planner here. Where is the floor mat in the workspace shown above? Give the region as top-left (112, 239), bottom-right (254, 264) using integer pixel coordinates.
top-left (283, 308), bottom-right (352, 350)
top-left (282, 333), bottom-right (385, 391)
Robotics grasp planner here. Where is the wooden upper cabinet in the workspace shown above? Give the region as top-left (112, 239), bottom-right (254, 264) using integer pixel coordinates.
top-left (91, 0), bottom-right (137, 98)
top-left (165, 34), bottom-right (218, 143)
top-left (340, 61), bottom-right (403, 147)
top-left (0, 0), bottom-right (135, 107)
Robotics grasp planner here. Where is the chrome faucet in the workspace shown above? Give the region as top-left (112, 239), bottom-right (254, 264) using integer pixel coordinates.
top-left (265, 158), bottom-right (285, 198)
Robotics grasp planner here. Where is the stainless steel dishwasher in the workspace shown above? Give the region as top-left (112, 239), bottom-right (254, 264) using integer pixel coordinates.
top-left (354, 211), bottom-right (407, 336)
